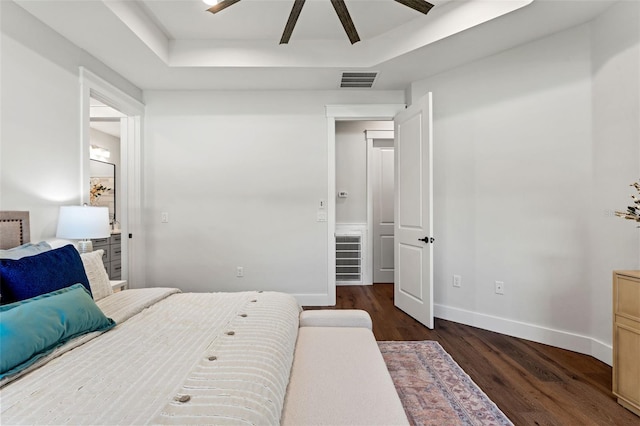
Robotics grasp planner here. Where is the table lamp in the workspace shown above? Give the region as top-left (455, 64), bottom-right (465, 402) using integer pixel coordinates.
top-left (56, 205), bottom-right (111, 253)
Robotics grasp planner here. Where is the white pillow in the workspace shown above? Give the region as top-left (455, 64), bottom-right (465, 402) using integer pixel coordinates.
top-left (0, 241), bottom-right (52, 260)
top-left (44, 239), bottom-right (77, 250)
top-left (80, 250), bottom-right (113, 301)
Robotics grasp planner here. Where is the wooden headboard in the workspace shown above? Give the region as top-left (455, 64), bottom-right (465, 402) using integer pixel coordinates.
top-left (0, 211), bottom-right (30, 249)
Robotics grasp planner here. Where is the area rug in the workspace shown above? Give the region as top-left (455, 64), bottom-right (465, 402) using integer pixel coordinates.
top-left (378, 341), bottom-right (513, 426)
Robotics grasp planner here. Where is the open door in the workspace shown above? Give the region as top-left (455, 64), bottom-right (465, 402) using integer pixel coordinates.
top-left (393, 93), bottom-right (434, 328)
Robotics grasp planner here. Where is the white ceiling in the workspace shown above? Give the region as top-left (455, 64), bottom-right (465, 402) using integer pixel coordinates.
top-left (142, 0), bottom-right (426, 41)
top-left (15, 0), bottom-right (618, 91)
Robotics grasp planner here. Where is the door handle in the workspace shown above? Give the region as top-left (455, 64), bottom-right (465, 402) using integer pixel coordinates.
top-left (418, 237), bottom-right (435, 244)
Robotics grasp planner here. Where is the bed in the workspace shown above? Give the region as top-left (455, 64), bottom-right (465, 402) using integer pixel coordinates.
top-left (0, 211), bottom-right (408, 425)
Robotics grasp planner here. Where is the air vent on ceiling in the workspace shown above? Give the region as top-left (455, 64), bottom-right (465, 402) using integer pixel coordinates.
top-left (340, 71), bottom-right (378, 89)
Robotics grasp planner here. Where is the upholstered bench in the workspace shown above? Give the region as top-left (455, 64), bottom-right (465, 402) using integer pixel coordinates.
top-left (298, 309), bottom-right (373, 329)
top-left (281, 310), bottom-right (409, 425)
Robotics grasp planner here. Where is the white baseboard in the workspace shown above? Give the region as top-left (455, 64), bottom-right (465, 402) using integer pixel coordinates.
top-left (434, 304), bottom-right (612, 366)
top-left (589, 338), bottom-right (613, 366)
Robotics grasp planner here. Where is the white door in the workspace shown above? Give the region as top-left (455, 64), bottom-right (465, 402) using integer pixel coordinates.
top-left (372, 143), bottom-right (395, 283)
top-left (394, 93), bottom-right (434, 328)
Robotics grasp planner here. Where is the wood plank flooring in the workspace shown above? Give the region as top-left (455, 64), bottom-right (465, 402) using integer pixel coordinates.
top-left (304, 284), bottom-right (640, 426)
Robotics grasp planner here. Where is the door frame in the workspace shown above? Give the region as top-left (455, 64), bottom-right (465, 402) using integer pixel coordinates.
top-left (366, 130), bottom-right (394, 284)
top-left (80, 67), bottom-right (145, 288)
top-left (326, 104), bottom-right (405, 305)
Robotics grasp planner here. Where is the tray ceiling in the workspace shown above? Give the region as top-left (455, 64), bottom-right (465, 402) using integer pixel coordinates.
top-left (13, 0), bottom-right (618, 90)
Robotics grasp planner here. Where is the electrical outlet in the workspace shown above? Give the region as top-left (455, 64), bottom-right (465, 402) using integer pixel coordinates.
top-left (236, 267), bottom-right (244, 278)
top-left (161, 212), bottom-right (169, 223)
top-left (495, 281), bottom-right (504, 295)
top-left (453, 275), bottom-right (462, 288)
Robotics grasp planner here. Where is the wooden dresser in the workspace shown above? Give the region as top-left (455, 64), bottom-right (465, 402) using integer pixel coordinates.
top-left (613, 270), bottom-right (640, 416)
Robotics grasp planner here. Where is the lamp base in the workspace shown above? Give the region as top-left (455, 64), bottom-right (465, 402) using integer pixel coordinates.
top-left (78, 240), bottom-right (94, 254)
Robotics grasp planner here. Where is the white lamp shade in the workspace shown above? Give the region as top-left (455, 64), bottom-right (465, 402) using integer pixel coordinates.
top-left (56, 206), bottom-right (111, 239)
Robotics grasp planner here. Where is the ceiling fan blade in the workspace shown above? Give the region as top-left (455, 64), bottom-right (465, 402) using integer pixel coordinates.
top-left (207, 0), bottom-right (241, 14)
top-left (394, 0), bottom-right (434, 15)
top-left (330, 0), bottom-right (360, 45)
top-left (280, 0), bottom-right (306, 44)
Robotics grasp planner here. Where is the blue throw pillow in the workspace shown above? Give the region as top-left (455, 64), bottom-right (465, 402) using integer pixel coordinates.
top-left (0, 284), bottom-right (116, 378)
top-left (0, 244), bottom-right (91, 304)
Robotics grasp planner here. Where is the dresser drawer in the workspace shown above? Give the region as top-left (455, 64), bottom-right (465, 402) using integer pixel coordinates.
top-left (93, 237), bottom-right (110, 249)
top-left (615, 275), bottom-right (640, 321)
top-left (110, 260), bottom-right (122, 280)
top-left (110, 244), bottom-right (122, 261)
top-left (613, 324), bottom-right (640, 408)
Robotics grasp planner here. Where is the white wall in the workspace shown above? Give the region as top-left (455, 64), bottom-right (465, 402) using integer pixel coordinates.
top-left (410, 3), bottom-right (640, 363)
top-left (143, 91), bottom-right (403, 304)
top-left (0, 1), bottom-right (142, 240)
top-left (335, 120), bottom-right (393, 224)
top-left (589, 0), bottom-right (640, 358)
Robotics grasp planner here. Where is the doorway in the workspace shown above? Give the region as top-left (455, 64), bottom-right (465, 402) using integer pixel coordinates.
top-left (335, 121), bottom-right (393, 286)
top-left (80, 67), bottom-right (144, 287)
top-left (89, 97), bottom-right (124, 226)
top-left (326, 99), bottom-right (434, 329)
top-left (325, 104), bottom-right (405, 305)
top-left (89, 97), bottom-right (125, 280)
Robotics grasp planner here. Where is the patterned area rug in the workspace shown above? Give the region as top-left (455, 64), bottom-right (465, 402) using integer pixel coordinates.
top-left (379, 341), bottom-right (513, 426)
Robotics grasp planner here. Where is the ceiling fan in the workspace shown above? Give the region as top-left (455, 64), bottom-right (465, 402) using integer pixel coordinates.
top-left (206, 0), bottom-right (434, 45)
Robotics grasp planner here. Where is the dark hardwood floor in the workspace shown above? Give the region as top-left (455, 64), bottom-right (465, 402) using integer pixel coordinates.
top-left (305, 284), bottom-right (640, 426)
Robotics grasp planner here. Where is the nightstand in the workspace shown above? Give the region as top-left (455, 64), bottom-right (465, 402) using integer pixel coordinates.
top-left (110, 280), bottom-right (128, 292)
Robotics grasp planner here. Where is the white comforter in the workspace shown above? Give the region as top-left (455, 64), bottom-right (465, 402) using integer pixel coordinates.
top-left (1, 289), bottom-right (301, 425)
